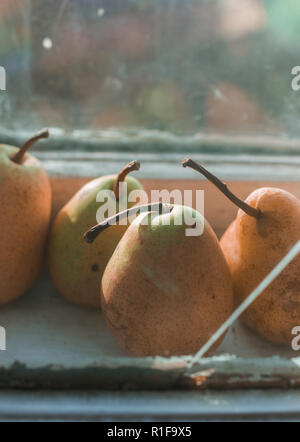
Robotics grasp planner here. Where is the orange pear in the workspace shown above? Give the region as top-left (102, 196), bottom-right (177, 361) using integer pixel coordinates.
top-left (183, 158), bottom-right (300, 346)
top-left (0, 130), bottom-right (51, 305)
top-left (84, 203), bottom-right (233, 357)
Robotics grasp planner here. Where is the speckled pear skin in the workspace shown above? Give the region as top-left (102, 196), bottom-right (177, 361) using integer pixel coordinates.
top-left (0, 145), bottom-right (51, 305)
top-left (101, 205), bottom-right (233, 357)
top-left (48, 175), bottom-right (144, 308)
top-left (221, 188), bottom-right (300, 346)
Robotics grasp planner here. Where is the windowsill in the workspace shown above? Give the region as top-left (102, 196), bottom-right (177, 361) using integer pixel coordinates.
top-left (0, 270), bottom-right (299, 391)
top-left (1, 130), bottom-right (300, 392)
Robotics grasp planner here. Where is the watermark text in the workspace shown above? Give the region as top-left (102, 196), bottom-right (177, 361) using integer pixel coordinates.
top-left (0, 327), bottom-right (6, 351)
top-left (292, 326), bottom-right (300, 351)
top-left (96, 184), bottom-right (205, 236)
top-left (0, 66), bottom-right (6, 91)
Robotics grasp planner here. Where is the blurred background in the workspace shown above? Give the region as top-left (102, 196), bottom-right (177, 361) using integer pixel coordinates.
top-left (0, 0), bottom-right (299, 138)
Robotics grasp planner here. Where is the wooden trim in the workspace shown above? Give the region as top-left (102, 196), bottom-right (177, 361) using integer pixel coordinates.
top-left (1, 390), bottom-right (300, 421)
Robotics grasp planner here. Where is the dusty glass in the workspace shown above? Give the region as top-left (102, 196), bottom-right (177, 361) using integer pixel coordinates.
top-left (0, 0), bottom-right (299, 142)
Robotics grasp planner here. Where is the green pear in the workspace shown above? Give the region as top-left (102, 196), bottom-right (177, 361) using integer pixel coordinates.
top-left (48, 161), bottom-right (144, 308)
top-left (0, 130), bottom-right (51, 305)
top-left (84, 203), bottom-right (233, 356)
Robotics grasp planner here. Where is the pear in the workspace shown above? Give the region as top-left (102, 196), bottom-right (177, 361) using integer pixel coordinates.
top-left (0, 130), bottom-right (51, 305)
top-left (48, 161), bottom-right (144, 308)
top-left (183, 158), bottom-right (300, 346)
top-left (84, 203), bottom-right (233, 357)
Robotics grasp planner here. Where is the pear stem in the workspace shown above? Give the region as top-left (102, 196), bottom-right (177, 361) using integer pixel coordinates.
top-left (12, 129), bottom-right (50, 164)
top-left (84, 202), bottom-right (170, 244)
top-left (113, 160), bottom-right (140, 200)
top-left (182, 158), bottom-right (262, 219)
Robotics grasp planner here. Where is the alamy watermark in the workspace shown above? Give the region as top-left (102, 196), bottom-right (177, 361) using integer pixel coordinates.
top-left (292, 326), bottom-right (300, 351)
top-left (0, 326), bottom-right (6, 351)
top-left (0, 66), bottom-right (6, 91)
top-left (96, 184), bottom-right (205, 236)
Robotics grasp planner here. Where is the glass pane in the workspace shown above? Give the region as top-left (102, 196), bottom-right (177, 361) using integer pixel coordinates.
top-left (0, 0), bottom-right (299, 139)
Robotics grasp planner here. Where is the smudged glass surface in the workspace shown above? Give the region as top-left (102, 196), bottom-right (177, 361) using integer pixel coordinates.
top-left (0, 0), bottom-right (299, 140)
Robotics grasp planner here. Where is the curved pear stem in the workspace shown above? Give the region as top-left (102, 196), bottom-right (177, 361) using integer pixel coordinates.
top-left (113, 160), bottom-right (140, 200)
top-left (84, 202), bottom-right (170, 244)
top-left (182, 158), bottom-right (262, 219)
top-left (12, 129), bottom-right (50, 164)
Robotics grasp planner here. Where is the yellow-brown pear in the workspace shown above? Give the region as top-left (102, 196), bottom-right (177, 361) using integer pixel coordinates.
top-left (183, 158), bottom-right (300, 346)
top-left (0, 130), bottom-right (51, 305)
top-left (48, 161), bottom-right (144, 308)
top-left (85, 203), bottom-right (233, 357)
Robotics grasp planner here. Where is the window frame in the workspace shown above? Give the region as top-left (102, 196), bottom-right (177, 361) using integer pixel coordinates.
top-left (2, 128), bottom-right (300, 180)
